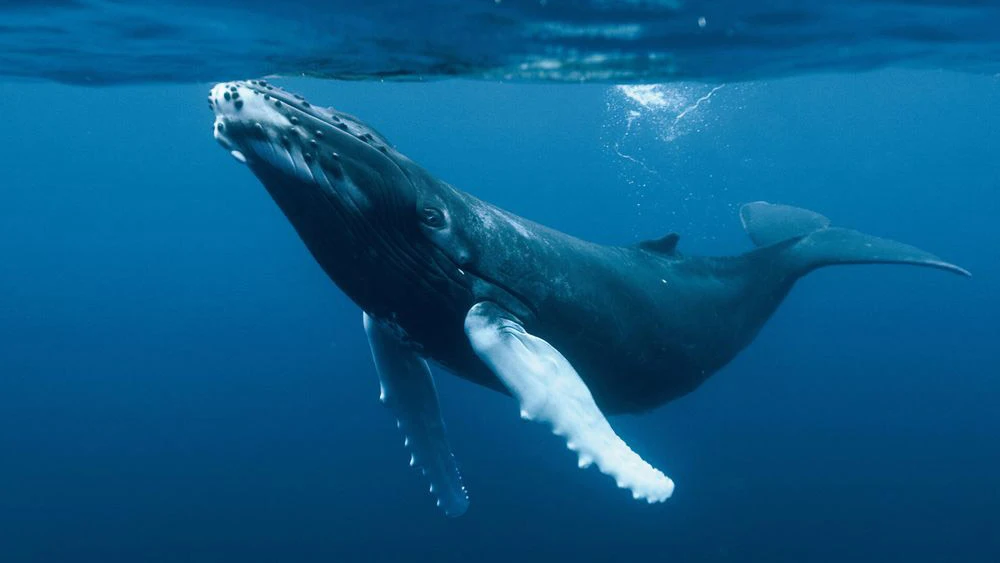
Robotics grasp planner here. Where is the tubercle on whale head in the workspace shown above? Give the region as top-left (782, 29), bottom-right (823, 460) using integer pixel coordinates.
top-left (209, 80), bottom-right (396, 153)
top-left (209, 80), bottom-right (411, 206)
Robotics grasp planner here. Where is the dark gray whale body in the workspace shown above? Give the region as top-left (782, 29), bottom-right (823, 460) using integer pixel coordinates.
top-left (210, 80), bottom-right (968, 516)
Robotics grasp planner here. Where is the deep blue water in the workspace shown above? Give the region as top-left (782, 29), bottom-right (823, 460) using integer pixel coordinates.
top-left (1, 70), bottom-right (999, 562)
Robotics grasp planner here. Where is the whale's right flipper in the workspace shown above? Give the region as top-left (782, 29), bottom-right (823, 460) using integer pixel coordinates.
top-left (464, 302), bottom-right (674, 503)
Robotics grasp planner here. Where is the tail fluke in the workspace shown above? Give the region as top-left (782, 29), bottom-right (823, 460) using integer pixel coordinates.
top-left (740, 202), bottom-right (831, 247)
top-left (740, 201), bottom-right (971, 278)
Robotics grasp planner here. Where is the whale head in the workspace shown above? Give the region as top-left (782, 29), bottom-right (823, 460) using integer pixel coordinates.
top-left (208, 80), bottom-right (491, 320)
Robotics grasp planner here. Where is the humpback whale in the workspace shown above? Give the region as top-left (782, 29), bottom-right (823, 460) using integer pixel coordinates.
top-left (209, 81), bottom-right (969, 517)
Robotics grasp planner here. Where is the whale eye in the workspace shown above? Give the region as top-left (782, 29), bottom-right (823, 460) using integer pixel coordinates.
top-left (420, 207), bottom-right (446, 229)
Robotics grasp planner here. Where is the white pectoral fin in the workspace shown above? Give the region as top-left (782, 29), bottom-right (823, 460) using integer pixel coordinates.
top-left (464, 302), bottom-right (674, 503)
top-left (363, 313), bottom-right (469, 517)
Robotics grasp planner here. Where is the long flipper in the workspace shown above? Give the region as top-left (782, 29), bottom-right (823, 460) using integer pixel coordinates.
top-left (363, 313), bottom-right (469, 517)
top-left (464, 302), bottom-right (674, 503)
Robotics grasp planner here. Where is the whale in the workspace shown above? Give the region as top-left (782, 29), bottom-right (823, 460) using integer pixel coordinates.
top-left (209, 80), bottom-right (969, 517)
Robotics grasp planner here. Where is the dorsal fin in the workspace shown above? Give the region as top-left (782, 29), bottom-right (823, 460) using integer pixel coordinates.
top-left (637, 233), bottom-right (681, 255)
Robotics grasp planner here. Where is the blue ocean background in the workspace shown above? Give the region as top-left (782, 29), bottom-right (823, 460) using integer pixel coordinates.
top-left (1, 69), bottom-right (998, 562)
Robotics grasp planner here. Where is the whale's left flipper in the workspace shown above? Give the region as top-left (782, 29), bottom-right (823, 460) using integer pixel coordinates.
top-left (364, 313), bottom-right (470, 517)
top-left (465, 302), bottom-right (674, 503)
